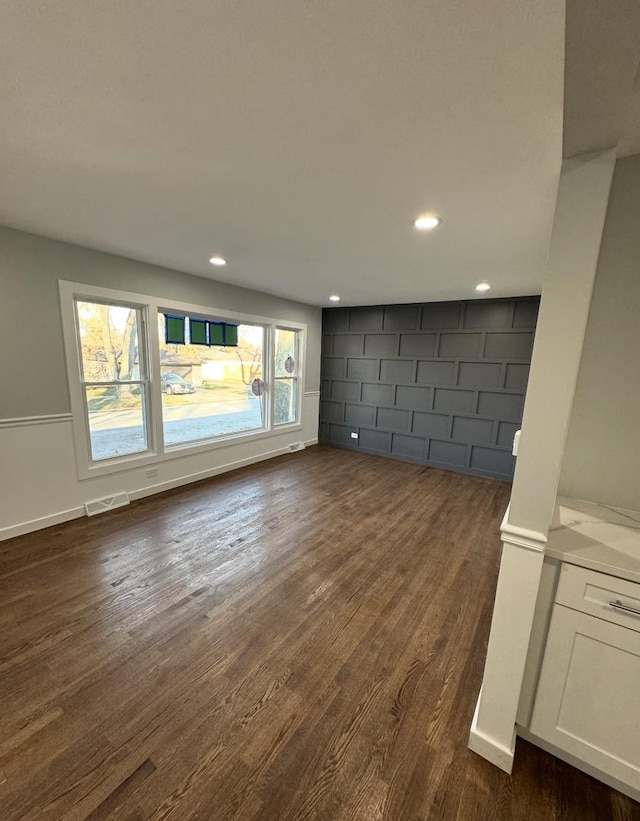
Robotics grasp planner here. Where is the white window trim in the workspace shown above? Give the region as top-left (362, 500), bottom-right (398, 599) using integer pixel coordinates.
top-left (59, 280), bottom-right (307, 480)
top-left (273, 326), bottom-right (303, 427)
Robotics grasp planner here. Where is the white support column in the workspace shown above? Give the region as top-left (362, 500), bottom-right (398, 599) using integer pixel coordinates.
top-left (508, 149), bottom-right (618, 534)
top-left (469, 149), bottom-right (617, 772)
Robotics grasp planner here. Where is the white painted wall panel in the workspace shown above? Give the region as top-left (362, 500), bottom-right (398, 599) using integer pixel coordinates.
top-left (0, 394), bottom-right (319, 539)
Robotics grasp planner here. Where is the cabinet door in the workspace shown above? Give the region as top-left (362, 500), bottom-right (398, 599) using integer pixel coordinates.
top-left (530, 604), bottom-right (640, 791)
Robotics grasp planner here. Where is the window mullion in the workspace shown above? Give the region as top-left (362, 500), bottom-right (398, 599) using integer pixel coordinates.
top-left (266, 324), bottom-right (276, 431)
top-left (146, 305), bottom-right (165, 456)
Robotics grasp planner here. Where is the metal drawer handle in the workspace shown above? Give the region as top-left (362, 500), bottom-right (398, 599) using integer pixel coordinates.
top-left (609, 599), bottom-right (640, 618)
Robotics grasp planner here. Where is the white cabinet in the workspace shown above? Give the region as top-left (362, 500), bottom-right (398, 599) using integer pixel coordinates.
top-left (529, 563), bottom-right (640, 794)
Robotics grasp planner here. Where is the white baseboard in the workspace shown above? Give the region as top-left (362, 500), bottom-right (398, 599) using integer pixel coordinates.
top-left (0, 438), bottom-right (319, 542)
top-left (0, 506), bottom-right (86, 541)
top-left (128, 438), bottom-right (319, 503)
top-left (468, 690), bottom-right (516, 773)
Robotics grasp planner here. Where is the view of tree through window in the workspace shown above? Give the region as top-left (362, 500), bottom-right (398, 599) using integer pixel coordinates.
top-left (76, 300), bottom-right (148, 461)
top-left (274, 328), bottom-right (298, 425)
top-left (68, 288), bottom-right (303, 470)
top-left (158, 315), bottom-right (265, 446)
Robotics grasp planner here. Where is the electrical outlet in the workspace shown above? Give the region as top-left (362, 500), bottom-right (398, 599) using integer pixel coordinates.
top-left (146, 468), bottom-right (159, 478)
top-left (350, 432), bottom-right (359, 439)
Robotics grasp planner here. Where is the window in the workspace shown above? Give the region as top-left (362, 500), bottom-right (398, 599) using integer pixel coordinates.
top-left (157, 314), bottom-right (266, 447)
top-left (60, 281), bottom-right (306, 478)
top-left (274, 328), bottom-right (300, 425)
top-left (75, 300), bottom-right (150, 461)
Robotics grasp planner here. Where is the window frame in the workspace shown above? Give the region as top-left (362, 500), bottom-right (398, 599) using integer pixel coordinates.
top-left (59, 281), bottom-right (306, 480)
top-left (75, 298), bottom-right (153, 464)
top-left (273, 326), bottom-right (302, 427)
top-left (155, 306), bottom-right (271, 452)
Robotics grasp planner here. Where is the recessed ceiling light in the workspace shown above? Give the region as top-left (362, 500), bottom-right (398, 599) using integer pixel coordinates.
top-left (413, 214), bottom-right (441, 231)
top-left (329, 295), bottom-right (341, 302)
top-left (475, 282), bottom-right (491, 292)
top-left (209, 255), bottom-right (226, 266)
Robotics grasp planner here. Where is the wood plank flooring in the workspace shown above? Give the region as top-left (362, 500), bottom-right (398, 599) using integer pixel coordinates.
top-left (0, 445), bottom-right (638, 820)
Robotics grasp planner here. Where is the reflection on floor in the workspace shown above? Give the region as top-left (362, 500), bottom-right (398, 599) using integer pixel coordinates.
top-left (0, 445), bottom-right (635, 820)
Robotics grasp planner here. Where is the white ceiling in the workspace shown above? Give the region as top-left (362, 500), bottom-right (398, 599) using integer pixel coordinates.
top-left (563, 0), bottom-right (640, 158)
top-left (0, 1), bottom-right (565, 307)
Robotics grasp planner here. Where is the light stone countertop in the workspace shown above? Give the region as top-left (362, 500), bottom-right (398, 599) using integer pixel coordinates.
top-left (546, 497), bottom-right (640, 585)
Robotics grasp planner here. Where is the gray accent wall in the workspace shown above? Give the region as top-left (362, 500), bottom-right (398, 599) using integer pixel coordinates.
top-left (319, 297), bottom-right (539, 480)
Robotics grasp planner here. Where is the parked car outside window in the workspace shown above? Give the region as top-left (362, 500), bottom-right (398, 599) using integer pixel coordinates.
top-left (160, 373), bottom-right (196, 395)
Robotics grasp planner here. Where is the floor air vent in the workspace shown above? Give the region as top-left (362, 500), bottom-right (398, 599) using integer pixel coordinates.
top-left (84, 492), bottom-right (130, 517)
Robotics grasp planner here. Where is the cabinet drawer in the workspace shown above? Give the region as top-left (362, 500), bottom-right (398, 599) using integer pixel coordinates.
top-left (556, 563), bottom-right (640, 633)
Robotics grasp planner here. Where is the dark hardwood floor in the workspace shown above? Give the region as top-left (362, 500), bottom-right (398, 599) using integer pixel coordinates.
top-left (0, 445), bottom-right (638, 820)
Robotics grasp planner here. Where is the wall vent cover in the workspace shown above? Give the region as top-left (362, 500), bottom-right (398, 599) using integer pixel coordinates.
top-left (84, 492), bottom-right (130, 517)
top-left (288, 442), bottom-right (305, 453)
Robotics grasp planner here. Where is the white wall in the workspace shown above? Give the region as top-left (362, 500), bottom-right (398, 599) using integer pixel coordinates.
top-left (0, 227), bottom-right (321, 539)
top-left (0, 406), bottom-right (320, 540)
top-left (0, 226), bottom-right (321, 418)
top-left (560, 153), bottom-right (640, 511)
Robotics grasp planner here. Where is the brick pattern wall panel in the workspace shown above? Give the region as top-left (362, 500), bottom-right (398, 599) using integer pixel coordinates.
top-left (433, 388), bottom-right (474, 414)
top-left (362, 382), bottom-right (394, 405)
top-left (359, 428), bottom-right (389, 452)
top-left (320, 296), bottom-right (539, 480)
top-left (399, 334), bottom-right (437, 357)
top-left (350, 308), bottom-right (382, 331)
top-left (323, 357), bottom-right (346, 379)
top-left (333, 334), bottom-right (363, 356)
top-left (329, 424), bottom-right (352, 445)
top-left (416, 360), bottom-right (455, 385)
top-left (381, 358), bottom-right (413, 383)
top-left (421, 303), bottom-right (460, 329)
top-left (497, 421), bottom-right (521, 449)
top-left (392, 433), bottom-right (424, 459)
top-left (346, 358), bottom-right (378, 380)
top-left (364, 334), bottom-right (397, 357)
top-left (470, 446), bottom-right (515, 476)
top-left (345, 403), bottom-right (375, 427)
top-left (429, 439), bottom-right (468, 466)
top-left (395, 385), bottom-right (431, 410)
top-left (377, 407), bottom-right (410, 432)
top-left (324, 310), bottom-right (349, 333)
top-left (439, 333), bottom-right (482, 358)
top-left (330, 380), bottom-right (360, 402)
top-left (484, 331), bottom-right (534, 360)
top-left (383, 306), bottom-right (419, 330)
top-left (452, 416), bottom-right (494, 445)
top-left (413, 411), bottom-right (450, 438)
top-left (464, 301), bottom-right (512, 329)
top-left (477, 390), bottom-right (523, 420)
top-left (513, 300), bottom-right (539, 328)
top-left (504, 363), bottom-right (530, 391)
top-left (321, 400), bottom-right (344, 423)
top-left (458, 361), bottom-right (501, 388)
